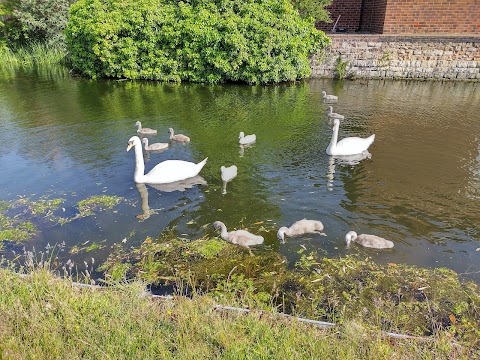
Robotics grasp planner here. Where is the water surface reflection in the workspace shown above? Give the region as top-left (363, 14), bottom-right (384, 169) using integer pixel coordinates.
top-left (0, 69), bottom-right (479, 281)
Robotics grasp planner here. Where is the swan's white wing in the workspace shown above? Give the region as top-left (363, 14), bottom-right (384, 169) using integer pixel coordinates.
top-left (144, 160), bottom-right (203, 184)
top-left (358, 234), bottom-right (394, 249)
top-left (229, 230), bottom-right (264, 246)
top-left (288, 219), bottom-right (323, 236)
top-left (335, 135), bottom-right (375, 155)
top-left (240, 135), bottom-right (256, 145)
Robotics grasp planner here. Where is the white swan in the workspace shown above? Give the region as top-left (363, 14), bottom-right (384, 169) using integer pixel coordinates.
top-left (322, 91), bottom-right (338, 102)
top-left (127, 136), bottom-right (207, 184)
top-left (135, 121), bottom-right (157, 135)
top-left (142, 138), bottom-right (169, 151)
top-left (277, 219), bottom-right (326, 244)
top-left (221, 165), bottom-right (237, 182)
top-left (326, 106), bottom-right (345, 120)
top-left (221, 165), bottom-right (238, 195)
top-left (345, 231), bottom-right (394, 249)
top-left (239, 132), bottom-right (256, 145)
top-left (169, 128), bottom-right (190, 142)
top-left (326, 119), bottom-right (375, 156)
top-left (213, 221), bottom-right (264, 247)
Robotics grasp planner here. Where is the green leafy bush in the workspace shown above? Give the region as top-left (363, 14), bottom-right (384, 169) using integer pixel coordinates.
top-left (292, 0), bottom-right (332, 23)
top-left (1, 0), bottom-right (76, 48)
top-left (65, 0), bottom-right (330, 84)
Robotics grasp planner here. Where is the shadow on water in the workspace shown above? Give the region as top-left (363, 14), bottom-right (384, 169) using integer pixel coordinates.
top-left (0, 69), bottom-right (479, 282)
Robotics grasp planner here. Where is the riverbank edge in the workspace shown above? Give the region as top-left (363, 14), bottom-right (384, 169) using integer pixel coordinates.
top-left (0, 266), bottom-right (477, 359)
top-left (310, 34), bottom-right (480, 81)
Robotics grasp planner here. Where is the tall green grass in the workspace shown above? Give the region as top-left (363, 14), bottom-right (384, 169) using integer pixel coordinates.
top-left (0, 43), bottom-right (68, 69)
top-left (0, 268), bottom-right (474, 359)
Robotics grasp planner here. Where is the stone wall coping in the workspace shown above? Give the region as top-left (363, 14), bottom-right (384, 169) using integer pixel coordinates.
top-left (326, 34), bottom-right (480, 43)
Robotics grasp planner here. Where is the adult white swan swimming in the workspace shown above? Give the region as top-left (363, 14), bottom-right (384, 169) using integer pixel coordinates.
top-left (127, 136), bottom-right (207, 184)
top-left (239, 132), bottom-right (256, 145)
top-left (326, 119), bottom-right (375, 156)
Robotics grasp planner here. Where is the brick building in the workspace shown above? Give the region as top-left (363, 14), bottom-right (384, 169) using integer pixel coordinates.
top-left (316, 0), bottom-right (480, 35)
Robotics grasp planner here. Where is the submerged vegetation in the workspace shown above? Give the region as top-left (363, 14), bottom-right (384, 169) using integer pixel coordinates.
top-left (0, 215), bottom-right (36, 242)
top-left (76, 195), bottom-right (123, 217)
top-left (0, 195), bottom-right (124, 243)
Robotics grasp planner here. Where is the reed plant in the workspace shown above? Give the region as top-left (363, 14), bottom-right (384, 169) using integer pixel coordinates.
top-left (0, 42), bottom-right (67, 69)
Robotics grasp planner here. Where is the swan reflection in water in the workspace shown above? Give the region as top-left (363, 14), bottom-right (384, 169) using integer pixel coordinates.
top-left (327, 151), bottom-right (372, 191)
top-left (143, 147), bottom-right (169, 163)
top-left (239, 143), bottom-right (255, 157)
top-left (135, 176), bottom-right (207, 220)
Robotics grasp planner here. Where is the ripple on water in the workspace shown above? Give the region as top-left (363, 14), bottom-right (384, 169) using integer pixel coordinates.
top-left (0, 74), bottom-right (479, 282)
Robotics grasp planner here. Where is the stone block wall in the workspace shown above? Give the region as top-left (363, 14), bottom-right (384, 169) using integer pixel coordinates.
top-left (310, 35), bottom-right (480, 80)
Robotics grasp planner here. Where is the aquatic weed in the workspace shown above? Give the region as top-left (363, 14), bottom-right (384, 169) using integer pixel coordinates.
top-left (76, 195), bottom-right (123, 217)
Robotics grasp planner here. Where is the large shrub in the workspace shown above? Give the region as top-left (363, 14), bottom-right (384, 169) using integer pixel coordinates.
top-left (65, 0), bottom-right (329, 84)
top-left (1, 0), bottom-right (76, 48)
top-left (293, 0), bottom-right (332, 23)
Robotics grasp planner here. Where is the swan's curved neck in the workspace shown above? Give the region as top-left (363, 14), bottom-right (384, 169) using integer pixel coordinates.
top-left (132, 143), bottom-right (146, 183)
top-left (218, 223), bottom-right (229, 240)
top-left (281, 227), bottom-right (292, 236)
top-left (327, 124), bottom-right (339, 152)
top-left (143, 139), bottom-right (148, 149)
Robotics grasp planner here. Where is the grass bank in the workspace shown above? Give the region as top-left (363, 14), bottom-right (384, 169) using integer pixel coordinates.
top-left (0, 267), bottom-right (475, 359)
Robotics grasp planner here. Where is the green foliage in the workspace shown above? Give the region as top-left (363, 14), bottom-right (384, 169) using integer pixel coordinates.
top-left (292, 0), bottom-right (332, 23)
top-left (103, 235), bottom-right (480, 347)
top-left (65, 0), bottom-right (330, 84)
top-left (334, 55), bottom-right (349, 79)
top-left (1, 0), bottom-right (76, 48)
top-left (76, 195), bottom-right (123, 217)
top-left (2, 268), bottom-right (474, 358)
top-left (0, 194), bottom-right (124, 246)
top-left (0, 215), bottom-right (36, 242)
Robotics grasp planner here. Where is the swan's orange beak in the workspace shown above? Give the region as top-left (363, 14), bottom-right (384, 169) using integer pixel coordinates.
top-left (126, 143), bottom-right (133, 152)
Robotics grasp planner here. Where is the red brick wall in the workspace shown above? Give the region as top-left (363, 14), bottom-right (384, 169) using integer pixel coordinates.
top-left (359, 0), bottom-right (388, 33)
top-left (316, 0), bottom-right (363, 33)
top-left (382, 0), bottom-right (480, 34)
top-left (317, 0), bottom-right (479, 35)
